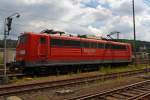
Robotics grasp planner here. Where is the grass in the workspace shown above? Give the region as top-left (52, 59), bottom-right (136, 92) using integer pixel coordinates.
top-left (0, 58), bottom-right (2, 64)
top-left (0, 52), bottom-right (3, 64)
top-left (9, 76), bottom-right (18, 83)
top-left (35, 95), bottom-right (49, 100)
top-left (68, 72), bottom-right (75, 76)
top-left (98, 64), bottom-right (150, 74)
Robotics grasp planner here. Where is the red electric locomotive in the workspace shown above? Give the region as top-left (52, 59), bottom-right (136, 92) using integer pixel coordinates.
top-left (12, 31), bottom-right (132, 73)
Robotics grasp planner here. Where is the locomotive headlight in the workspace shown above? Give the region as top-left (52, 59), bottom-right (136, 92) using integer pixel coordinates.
top-left (19, 50), bottom-right (25, 55)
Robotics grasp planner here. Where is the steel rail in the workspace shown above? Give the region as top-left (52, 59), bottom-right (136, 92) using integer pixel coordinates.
top-left (133, 92), bottom-right (150, 100)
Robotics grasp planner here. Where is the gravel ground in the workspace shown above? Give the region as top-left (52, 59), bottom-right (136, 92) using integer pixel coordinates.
top-left (0, 75), bottom-right (147, 100)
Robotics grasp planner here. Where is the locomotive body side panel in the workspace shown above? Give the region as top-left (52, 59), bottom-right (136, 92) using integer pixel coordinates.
top-left (14, 32), bottom-right (132, 68)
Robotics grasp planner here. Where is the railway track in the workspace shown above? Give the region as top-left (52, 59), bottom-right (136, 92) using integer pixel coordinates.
top-left (135, 92), bottom-right (150, 100)
top-left (0, 68), bottom-right (149, 96)
top-left (69, 80), bottom-right (150, 100)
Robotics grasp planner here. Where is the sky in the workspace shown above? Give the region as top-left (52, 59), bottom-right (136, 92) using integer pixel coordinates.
top-left (0, 0), bottom-right (150, 41)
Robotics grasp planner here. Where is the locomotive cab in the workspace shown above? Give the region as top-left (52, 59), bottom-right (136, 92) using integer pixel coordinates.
top-left (15, 32), bottom-right (50, 67)
top-left (16, 33), bottom-right (29, 66)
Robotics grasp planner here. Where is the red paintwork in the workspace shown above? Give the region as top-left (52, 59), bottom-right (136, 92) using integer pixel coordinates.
top-left (16, 32), bottom-right (132, 65)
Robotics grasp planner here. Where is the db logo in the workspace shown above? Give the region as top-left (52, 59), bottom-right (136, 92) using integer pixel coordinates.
top-left (83, 49), bottom-right (96, 53)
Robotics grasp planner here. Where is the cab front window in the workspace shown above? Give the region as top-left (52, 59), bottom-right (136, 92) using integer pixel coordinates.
top-left (17, 35), bottom-right (28, 45)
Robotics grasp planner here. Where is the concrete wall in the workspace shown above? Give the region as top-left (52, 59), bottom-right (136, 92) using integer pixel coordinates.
top-left (0, 48), bottom-right (16, 64)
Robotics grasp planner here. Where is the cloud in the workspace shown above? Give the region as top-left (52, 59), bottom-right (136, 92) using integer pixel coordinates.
top-left (0, 0), bottom-right (150, 41)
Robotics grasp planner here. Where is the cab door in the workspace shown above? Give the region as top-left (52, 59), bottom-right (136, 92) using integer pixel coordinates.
top-left (38, 36), bottom-right (48, 59)
top-left (103, 43), bottom-right (113, 62)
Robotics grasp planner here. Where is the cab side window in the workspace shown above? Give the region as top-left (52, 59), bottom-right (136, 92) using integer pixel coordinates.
top-left (51, 38), bottom-right (62, 46)
top-left (40, 37), bottom-right (46, 44)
